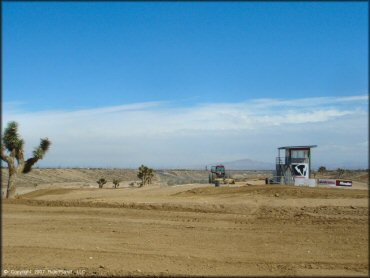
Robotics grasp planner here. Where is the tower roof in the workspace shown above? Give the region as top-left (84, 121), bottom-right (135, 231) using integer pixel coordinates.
top-left (278, 145), bottom-right (317, 150)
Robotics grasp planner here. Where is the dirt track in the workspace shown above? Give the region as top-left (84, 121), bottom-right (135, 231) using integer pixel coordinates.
top-left (2, 183), bottom-right (369, 276)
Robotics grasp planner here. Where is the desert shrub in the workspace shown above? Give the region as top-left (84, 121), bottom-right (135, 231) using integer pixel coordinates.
top-left (137, 165), bottom-right (154, 187)
top-left (318, 166), bottom-right (327, 175)
top-left (112, 179), bottom-right (120, 188)
top-left (97, 178), bottom-right (107, 188)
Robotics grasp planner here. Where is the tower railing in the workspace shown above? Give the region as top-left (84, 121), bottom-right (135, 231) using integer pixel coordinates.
top-left (276, 157), bottom-right (309, 165)
top-left (288, 158), bottom-right (309, 164)
top-left (276, 157), bottom-right (285, 165)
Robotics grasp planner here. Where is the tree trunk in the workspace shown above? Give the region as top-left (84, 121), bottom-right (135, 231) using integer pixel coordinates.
top-left (6, 172), bottom-right (17, 199)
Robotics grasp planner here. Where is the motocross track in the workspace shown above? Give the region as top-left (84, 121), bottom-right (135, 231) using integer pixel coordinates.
top-left (2, 177), bottom-right (369, 277)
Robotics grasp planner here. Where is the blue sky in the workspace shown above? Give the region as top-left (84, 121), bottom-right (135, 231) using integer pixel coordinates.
top-left (3, 2), bottom-right (368, 169)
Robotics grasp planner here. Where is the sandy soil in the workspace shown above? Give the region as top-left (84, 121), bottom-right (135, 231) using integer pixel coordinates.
top-left (2, 180), bottom-right (369, 276)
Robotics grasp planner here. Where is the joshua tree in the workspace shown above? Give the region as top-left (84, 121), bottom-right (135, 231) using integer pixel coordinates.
top-left (317, 166), bottom-right (327, 177)
top-left (1, 121), bottom-right (51, 199)
top-left (336, 168), bottom-right (345, 179)
top-left (97, 178), bottom-right (107, 188)
top-left (112, 178), bottom-right (120, 189)
top-left (137, 165), bottom-right (154, 187)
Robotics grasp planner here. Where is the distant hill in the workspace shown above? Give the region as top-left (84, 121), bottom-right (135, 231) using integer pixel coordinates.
top-left (210, 159), bottom-right (275, 170)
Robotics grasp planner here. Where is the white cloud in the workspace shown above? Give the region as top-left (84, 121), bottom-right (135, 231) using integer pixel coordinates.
top-left (2, 95), bottom-right (368, 169)
top-left (249, 94), bottom-right (368, 108)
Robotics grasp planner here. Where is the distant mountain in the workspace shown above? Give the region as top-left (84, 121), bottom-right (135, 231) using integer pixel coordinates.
top-left (153, 159), bottom-right (275, 171)
top-left (210, 158), bottom-right (275, 170)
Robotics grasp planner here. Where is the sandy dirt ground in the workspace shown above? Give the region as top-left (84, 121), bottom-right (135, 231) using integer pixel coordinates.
top-left (2, 175), bottom-right (369, 277)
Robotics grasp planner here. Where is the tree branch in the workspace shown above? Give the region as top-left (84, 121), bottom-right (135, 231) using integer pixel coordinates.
top-left (22, 138), bottom-right (51, 173)
top-left (16, 149), bottom-right (25, 174)
top-left (1, 145), bottom-right (11, 164)
top-left (22, 157), bottom-right (38, 174)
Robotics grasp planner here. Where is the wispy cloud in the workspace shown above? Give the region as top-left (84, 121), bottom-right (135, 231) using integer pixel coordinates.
top-left (249, 95), bottom-right (368, 108)
top-left (2, 95), bottom-right (368, 168)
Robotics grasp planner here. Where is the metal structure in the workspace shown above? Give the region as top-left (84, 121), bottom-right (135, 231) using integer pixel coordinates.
top-left (273, 145), bottom-right (317, 184)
